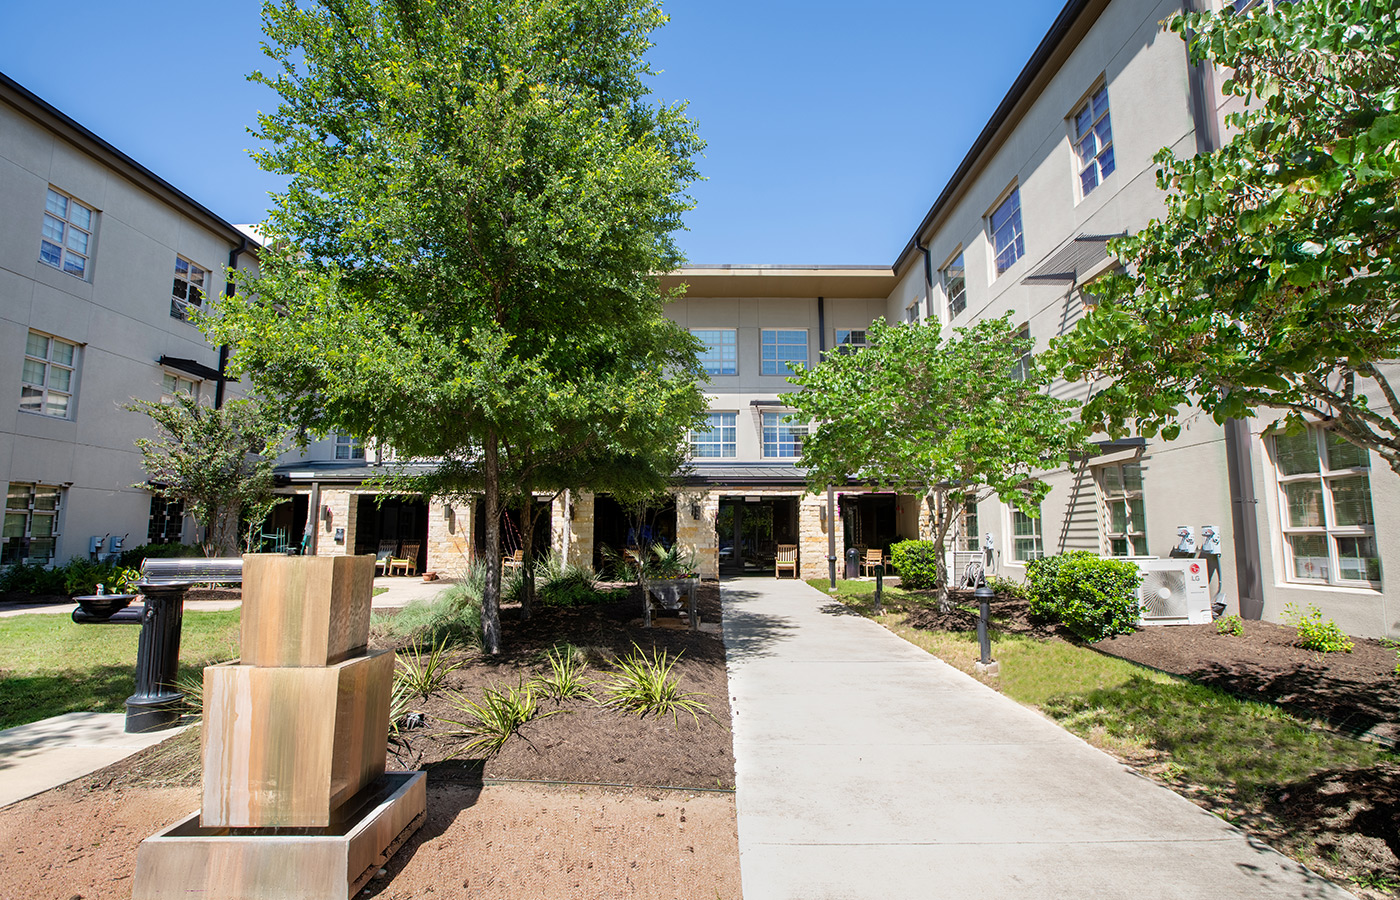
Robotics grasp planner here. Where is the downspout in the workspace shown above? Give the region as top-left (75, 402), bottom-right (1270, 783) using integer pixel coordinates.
top-left (1182, 0), bottom-right (1263, 618)
top-left (215, 236), bottom-right (248, 409)
top-left (305, 482), bottom-right (321, 556)
top-left (915, 236), bottom-right (935, 322)
top-left (819, 296), bottom-right (837, 588)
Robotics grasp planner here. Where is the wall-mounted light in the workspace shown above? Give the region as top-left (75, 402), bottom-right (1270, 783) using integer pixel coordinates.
top-left (321, 504), bottom-right (333, 530)
top-left (690, 501), bottom-right (701, 521)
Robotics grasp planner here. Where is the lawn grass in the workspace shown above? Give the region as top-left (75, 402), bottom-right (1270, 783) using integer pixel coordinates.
top-left (0, 610), bottom-right (242, 729)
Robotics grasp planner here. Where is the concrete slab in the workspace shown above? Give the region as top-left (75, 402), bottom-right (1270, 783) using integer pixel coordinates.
top-left (722, 577), bottom-right (1357, 900)
top-left (0, 712), bottom-right (185, 808)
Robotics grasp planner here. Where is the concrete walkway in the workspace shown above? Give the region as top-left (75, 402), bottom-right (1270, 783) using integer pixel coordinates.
top-left (0, 713), bottom-right (185, 807)
top-left (722, 577), bottom-right (1355, 900)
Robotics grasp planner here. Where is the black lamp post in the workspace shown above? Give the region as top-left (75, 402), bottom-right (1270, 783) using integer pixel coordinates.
top-left (974, 581), bottom-right (998, 674)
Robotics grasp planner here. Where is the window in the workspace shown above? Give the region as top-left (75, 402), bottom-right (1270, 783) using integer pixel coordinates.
top-left (762, 412), bottom-right (805, 459)
top-left (39, 188), bottom-right (93, 279)
top-left (690, 412), bottom-right (737, 458)
top-left (943, 253), bottom-right (966, 319)
top-left (833, 329), bottom-right (866, 356)
top-left (1072, 86), bottom-right (1115, 198)
top-left (1099, 462), bottom-right (1146, 556)
top-left (990, 188), bottom-right (1024, 276)
top-left (1012, 506), bottom-right (1043, 563)
top-left (3, 483), bottom-right (62, 566)
top-left (905, 299), bottom-right (922, 324)
top-left (761, 330), bottom-right (807, 375)
top-left (1009, 325), bottom-right (1033, 382)
top-left (148, 497), bottom-right (186, 544)
top-left (335, 434), bottom-right (366, 460)
top-left (1273, 427), bottom-right (1380, 585)
top-left (161, 373), bottom-right (199, 403)
top-left (21, 331), bottom-right (78, 419)
top-left (692, 329), bottom-right (737, 376)
top-left (171, 256), bottom-right (208, 322)
top-left (961, 495), bottom-right (980, 552)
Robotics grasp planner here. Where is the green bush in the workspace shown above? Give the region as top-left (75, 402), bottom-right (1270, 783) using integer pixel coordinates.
top-left (1216, 614), bottom-right (1245, 637)
top-left (1285, 603), bottom-right (1353, 653)
top-left (63, 559), bottom-right (140, 596)
top-left (1027, 551), bottom-right (1142, 642)
top-left (388, 576), bottom-right (484, 648)
top-left (534, 552), bottom-right (607, 607)
top-left (988, 575), bottom-right (1030, 602)
top-left (889, 540), bottom-right (939, 589)
top-left (0, 563), bottom-right (68, 595)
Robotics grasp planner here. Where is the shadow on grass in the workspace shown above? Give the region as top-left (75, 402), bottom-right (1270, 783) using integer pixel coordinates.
top-left (0, 660), bottom-right (217, 733)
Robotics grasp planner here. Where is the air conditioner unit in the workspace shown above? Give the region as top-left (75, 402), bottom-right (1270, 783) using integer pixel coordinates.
top-left (1132, 558), bottom-right (1212, 626)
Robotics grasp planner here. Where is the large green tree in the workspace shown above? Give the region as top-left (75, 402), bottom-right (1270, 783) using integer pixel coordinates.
top-left (207, 0), bottom-right (703, 652)
top-left (1052, 0), bottom-right (1400, 473)
top-left (783, 317), bottom-right (1084, 610)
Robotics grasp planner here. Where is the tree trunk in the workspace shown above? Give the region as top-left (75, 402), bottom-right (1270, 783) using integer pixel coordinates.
top-left (928, 488), bottom-right (954, 614)
top-left (519, 493), bottom-right (534, 620)
top-left (482, 430), bottom-right (503, 654)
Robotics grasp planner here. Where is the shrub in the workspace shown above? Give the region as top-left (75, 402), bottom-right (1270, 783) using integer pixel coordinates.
top-left (440, 680), bottom-right (555, 755)
top-left (63, 559), bottom-right (140, 597)
top-left (388, 578), bottom-right (483, 648)
top-left (889, 540), bottom-right (939, 589)
top-left (533, 643), bottom-right (593, 702)
top-left (0, 563), bottom-right (68, 595)
top-left (1216, 614), bottom-right (1245, 637)
top-left (988, 575), bottom-right (1030, 602)
top-left (119, 542), bottom-right (204, 567)
top-left (1285, 603), bottom-right (1353, 653)
top-left (1028, 552), bottom-right (1141, 642)
top-left (600, 644), bottom-right (711, 725)
top-left (395, 637), bottom-right (461, 698)
top-left (534, 553), bottom-right (606, 607)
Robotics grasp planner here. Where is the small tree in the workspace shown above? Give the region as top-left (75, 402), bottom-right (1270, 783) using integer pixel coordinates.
top-left (1051, 0), bottom-right (1400, 472)
top-left (129, 395), bottom-right (284, 556)
top-left (783, 316), bottom-right (1084, 611)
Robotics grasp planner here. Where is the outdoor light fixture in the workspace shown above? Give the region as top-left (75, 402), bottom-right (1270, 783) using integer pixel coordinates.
top-left (321, 505), bottom-right (333, 529)
top-left (690, 501), bottom-right (701, 521)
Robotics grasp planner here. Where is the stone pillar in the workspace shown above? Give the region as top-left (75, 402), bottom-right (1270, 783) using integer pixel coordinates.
top-left (551, 490), bottom-right (594, 570)
top-left (426, 498), bottom-right (472, 575)
top-left (798, 492), bottom-right (829, 580)
top-left (316, 490), bottom-right (355, 557)
top-left (676, 490), bottom-right (719, 579)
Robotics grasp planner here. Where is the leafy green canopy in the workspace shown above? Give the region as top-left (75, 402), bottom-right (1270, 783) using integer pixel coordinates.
top-left (783, 316), bottom-right (1083, 601)
top-left (1051, 0), bottom-right (1400, 473)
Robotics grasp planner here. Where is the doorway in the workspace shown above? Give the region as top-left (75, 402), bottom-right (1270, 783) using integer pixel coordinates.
top-left (716, 496), bottom-right (798, 576)
top-left (356, 496), bottom-right (429, 571)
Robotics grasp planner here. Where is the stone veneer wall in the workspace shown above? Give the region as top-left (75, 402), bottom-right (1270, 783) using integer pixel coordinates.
top-left (675, 490), bottom-right (720, 579)
top-left (550, 490), bottom-right (594, 570)
top-left (426, 498), bottom-right (474, 574)
top-left (314, 489), bottom-right (356, 557)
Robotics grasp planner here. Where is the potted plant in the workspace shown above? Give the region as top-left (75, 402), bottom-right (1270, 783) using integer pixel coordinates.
top-left (637, 543), bottom-right (699, 614)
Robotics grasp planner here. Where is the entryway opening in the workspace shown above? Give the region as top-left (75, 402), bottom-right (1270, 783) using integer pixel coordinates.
top-left (357, 496), bottom-right (429, 572)
top-left (591, 494), bottom-right (677, 574)
top-left (716, 495), bottom-right (799, 577)
top-left (473, 498), bottom-right (553, 562)
top-left (840, 492), bottom-right (905, 558)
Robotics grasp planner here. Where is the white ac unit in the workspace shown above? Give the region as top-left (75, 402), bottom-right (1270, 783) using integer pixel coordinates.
top-left (1132, 558), bottom-right (1212, 626)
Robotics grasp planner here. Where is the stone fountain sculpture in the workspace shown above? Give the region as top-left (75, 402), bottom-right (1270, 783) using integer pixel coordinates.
top-left (132, 554), bottom-right (426, 900)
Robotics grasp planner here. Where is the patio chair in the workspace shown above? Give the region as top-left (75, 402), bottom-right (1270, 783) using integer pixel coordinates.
top-left (389, 542), bottom-right (420, 577)
top-left (502, 549), bottom-right (524, 572)
top-left (861, 548), bottom-right (885, 577)
top-left (374, 540), bottom-right (398, 576)
top-left (774, 544), bottom-right (798, 579)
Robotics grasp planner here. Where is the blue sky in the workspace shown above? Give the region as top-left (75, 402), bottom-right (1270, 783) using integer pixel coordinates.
top-left (3, 0), bottom-right (1065, 266)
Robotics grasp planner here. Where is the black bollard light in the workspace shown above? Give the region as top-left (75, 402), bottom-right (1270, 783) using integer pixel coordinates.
top-left (974, 582), bottom-right (996, 673)
top-left (124, 585), bottom-right (187, 733)
top-left (874, 566), bottom-right (884, 616)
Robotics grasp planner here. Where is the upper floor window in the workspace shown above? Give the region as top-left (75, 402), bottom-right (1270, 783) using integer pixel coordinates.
top-left (1012, 505), bottom-right (1043, 563)
top-left (171, 257), bottom-right (208, 322)
top-left (690, 412), bottom-right (737, 458)
top-left (1273, 427), bottom-right (1379, 585)
top-left (3, 483), bottom-right (63, 566)
top-left (905, 299), bottom-right (922, 324)
top-left (335, 434), bottom-right (366, 460)
top-left (162, 373), bottom-right (199, 403)
top-left (761, 412), bottom-right (805, 459)
top-left (943, 253), bottom-right (966, 319)
top-left (148, 497), bottom-right (186, 544)
top-left (1073, 86), bottom-right (1115, 198)
top-left (990, 188), bottom-right (1025, 276)
top-left (40, 188), bottom-right (94, 279)
top-left (692, 329), bottom-right (737, 376)
top-left (833, 329), bottom-right (866, 356)
top-left (1098, 461), bottom-right (1146, 556)
top-left (21, 330), bottom-right (78, 419)
top-left (761, 329), bottom-right (807, 375)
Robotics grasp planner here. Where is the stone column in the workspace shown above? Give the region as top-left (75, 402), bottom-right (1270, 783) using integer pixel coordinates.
top-left (676, 490), bottom-right (719, 579)
top-left (798, 492), bottom-right (829, 580)
top-left (316, 490), bottom-right (355, 557)
top-left (426, 498), bottom-right (472, 574)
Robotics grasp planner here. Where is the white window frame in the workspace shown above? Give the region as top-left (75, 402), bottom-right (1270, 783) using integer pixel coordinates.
top-left (171, 256), bottom-right (209, 322)
top-left (690, 412), bottom-right (737, 459)
top-left (161, 372), bottom-right (200, 404)
top-left (905, 298), bottom-right (923, 324)
top-left (1272, 427), bottom-right (1380, 587)
top-left (39, 187), bottom-right (94, 280)
top-left (833, 329), bottom-right (867, 356)
top-left (1097, 461), bottom-right (1146, 556)
top-left (960, 494), bottom-right (981, 552)
top-left (1071, 84), bottom-right (1115, 199)
top-left (1011, 505), bottom-right (1043, 563)
top-left (21, 330), bottom-right (78, 419)
top-left (691, 329), bottom-right (738, 376)
top-left (761, 411), bottom-right (806, 459)
top-left (335, 434), bottom-right (366, 460)
top-left (942, 251), bottom-right (967, 319)
top-left (989, 187), bottom-right (1025, 277)
top-left (3, 483), bottom-right (64, 566)
top-left (761, 329), bottom-right (808, 376)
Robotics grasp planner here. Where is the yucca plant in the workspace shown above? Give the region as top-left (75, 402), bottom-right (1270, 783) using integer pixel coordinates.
top-left (600, 644), bottom-right (711, 725)
top-left (533, 643), bottom-right (593, 703)
top-left (388, 681), bottom-right (412, 737)
top-left (395, 636), bottom-right (461, 699)
top-left (439, 680), bottom-right (556, 756)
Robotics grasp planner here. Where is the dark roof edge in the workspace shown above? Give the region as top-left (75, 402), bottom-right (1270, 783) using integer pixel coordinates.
top-left (0, 71), bottom-right (258, 251)
top-left (892, 0), bottom-right (1103, 273)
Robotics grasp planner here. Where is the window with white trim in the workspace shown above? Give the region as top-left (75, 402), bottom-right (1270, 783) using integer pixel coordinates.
top-left (21, 331), bottom-right (78, 419)
top-left (1012, 505), bottom-right (1043, 562)
top-left (1273, 427), bottom-right (1380, 585)
top-left (690, 412), bottom-right (737, 458)
top-left (990, 188), bottom-right (1025, 276)
top-left (692, 329), bottom-right (737, 376)
top-left (3, 483), bottom-right (63, 566)
top-left (39, 188), bottom-right (94, 279)
top-left (905, 299), bottom-right (921, 324)
top-left (833, 329), bottom-right (866, 356)
top-left (761, 412), bottom-right (805, 459)
top-left (335, 434), bottom-right (366, 460)
top-left (1098, 461), bottom-right (1146, 556)
top-left (1072, 86), bottom-right (1115, 198)
top-left (171, 256), bottom-right (208, 322)
top-left (943, 252), bottom-right (966, 318)
top-left (761, 330), bottom-right (807, 375)
top-left (961, 495), bottom-right (980, 552)
top-left (161, 373), bottom-right (199, 404)
top-left (1009, 325), bottom-right (1033, 382)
